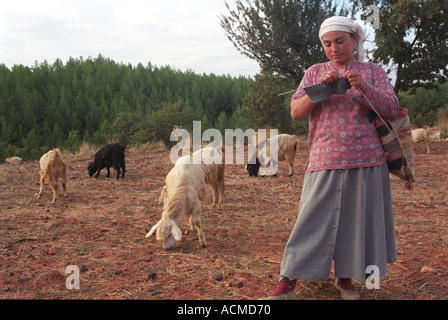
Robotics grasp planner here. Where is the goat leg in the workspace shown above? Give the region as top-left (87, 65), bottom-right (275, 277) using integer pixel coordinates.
top-left (61, 180), bottom-right (68, 200)
top-left (192, 213), bottom-right (206, 247)
top-left (121, 161), bottom-right (126, 178)
top-left (50, 182), bottom-right (58, 204)
top-left (37, 175), bottom-right (44, 199)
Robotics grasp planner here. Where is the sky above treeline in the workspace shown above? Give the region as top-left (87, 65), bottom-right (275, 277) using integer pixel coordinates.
top-left (0, 0), bottom-right (260, 77)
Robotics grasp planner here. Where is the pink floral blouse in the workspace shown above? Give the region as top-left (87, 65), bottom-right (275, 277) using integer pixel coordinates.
top-left (292, 61), bottom-right (399, 172)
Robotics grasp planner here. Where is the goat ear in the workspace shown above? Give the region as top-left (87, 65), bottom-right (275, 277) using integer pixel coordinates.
top-left (171, 224), bottom-right (182, 241)
top-left (145, 221), bottom-right (160, 238)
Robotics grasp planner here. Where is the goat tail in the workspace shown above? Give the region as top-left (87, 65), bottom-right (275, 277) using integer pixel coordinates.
top-left (48, 148), bottom-right (66, 171)
top-left (53, 148), bottom-right (63, 164)
top-left (53, 148), bottom-right (61, 160)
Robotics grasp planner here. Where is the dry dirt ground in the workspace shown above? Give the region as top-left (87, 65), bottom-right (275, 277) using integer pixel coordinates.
top-left (0, 138), bottom-right (447, 300)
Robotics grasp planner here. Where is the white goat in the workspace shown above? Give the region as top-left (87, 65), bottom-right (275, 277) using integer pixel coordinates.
top-left (158, 147), bottom-right (224, 210)
top-left (412, 127), bottom-right (430, 154)
top-left (6, 156), bottom-right (23, 165)
top-left (37, 148), bottom-right (68, 203)
top-left (146, 147), bottom-right (224, 249)
top-left (246, 134), bottom-right (298, 177)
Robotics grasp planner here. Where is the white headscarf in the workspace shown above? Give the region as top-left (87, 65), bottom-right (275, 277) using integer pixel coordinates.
top-left (319, 16), bottom-right (366, 62)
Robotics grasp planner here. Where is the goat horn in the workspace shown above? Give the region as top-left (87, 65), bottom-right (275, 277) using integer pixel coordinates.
top-left (145, 221), bottom-right (160, 238)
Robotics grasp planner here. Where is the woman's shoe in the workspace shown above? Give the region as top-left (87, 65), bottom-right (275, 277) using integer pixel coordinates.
top-left (259, 277), bottom-right (298, 300)
top-left (259, 290), bottom-right (298, 300)
top-left (334, 279), bottom-right (360, 300)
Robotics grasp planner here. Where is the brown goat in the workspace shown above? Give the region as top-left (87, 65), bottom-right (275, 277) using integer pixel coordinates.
top-left (37, 148), bottom-right (68, 203)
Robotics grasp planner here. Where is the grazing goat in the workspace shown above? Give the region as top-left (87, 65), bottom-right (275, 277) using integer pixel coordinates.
top-left (246, 134), bottom-right (297, 177)
top-left (412, 127), bottom-right (430, 154)
top-left (159, 147), bottom-right (225, 210)
top-left (88, 143), bottom-right (126, 180)
top-left (37, 148), bottom-right (68, 203)
top-left (6, 156), bottom-right (23, 165)
top-left (146, 147), bottom-right (225, 249)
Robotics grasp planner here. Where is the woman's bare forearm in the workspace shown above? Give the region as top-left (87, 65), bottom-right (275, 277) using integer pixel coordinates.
top-left (290, 95), bottom-right (318, 120)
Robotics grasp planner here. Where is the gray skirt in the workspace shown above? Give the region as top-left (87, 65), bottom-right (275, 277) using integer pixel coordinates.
top-left (280, 162), bottom-right (397, 282)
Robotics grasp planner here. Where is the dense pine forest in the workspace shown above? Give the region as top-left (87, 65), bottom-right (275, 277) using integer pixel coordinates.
top-left (0, 55), bottom-right (258, 161)
top-left (1, 54), bottom-right (447, 162)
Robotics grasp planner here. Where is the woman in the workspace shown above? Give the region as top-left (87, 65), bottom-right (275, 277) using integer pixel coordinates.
top-left (262, 16), bottom-right (400, 300)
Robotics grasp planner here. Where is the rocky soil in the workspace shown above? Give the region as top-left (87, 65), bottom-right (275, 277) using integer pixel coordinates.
top-left (1, 139), bottom-right (447, 300)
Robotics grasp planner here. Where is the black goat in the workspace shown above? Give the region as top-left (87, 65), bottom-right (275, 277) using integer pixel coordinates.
top-left (88, 143), bottom-right (126, 180)
top-left (246, 134), bottom-right (298, 177)
top-left (246, 157), bottom-right (263, 177)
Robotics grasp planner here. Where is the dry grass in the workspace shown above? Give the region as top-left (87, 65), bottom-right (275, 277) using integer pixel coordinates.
top-left (70, 142), bottom-right (98, 161)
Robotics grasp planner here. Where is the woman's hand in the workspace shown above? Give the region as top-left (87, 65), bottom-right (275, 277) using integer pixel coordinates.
top-left (344, 70), bottom-right (367, 93)
top-left (320, 70), bottom-right (340, 84)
